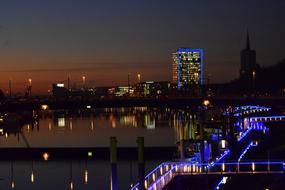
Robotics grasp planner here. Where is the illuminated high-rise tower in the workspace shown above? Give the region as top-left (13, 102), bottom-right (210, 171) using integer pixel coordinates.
top-left (172, 48), bottom-right (204, 90)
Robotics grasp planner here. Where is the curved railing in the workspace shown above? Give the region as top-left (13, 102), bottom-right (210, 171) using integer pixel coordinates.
top-left (131, 160), bottom-right (284, 190)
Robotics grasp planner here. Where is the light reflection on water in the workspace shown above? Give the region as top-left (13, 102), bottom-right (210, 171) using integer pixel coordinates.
top-left (0, 107), bottom-right (230, 163)
top-left (0, 107), bottom-right (213, 148)
top-left (0, 160), bottom-right (161, 190)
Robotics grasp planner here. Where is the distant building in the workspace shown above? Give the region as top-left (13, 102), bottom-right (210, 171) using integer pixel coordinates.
top-left (52, 83), bottom-right (68, 97)
top-left (53, 83), bottom-right (96, 97)
top-left (240, 31), bottom-right (257, 79)
top-left (115, 86), bottom-right (133, 96)
top-left (135, 81), bottom-right (171, 96)
top-left (172, 48), bottom-right (204, 90)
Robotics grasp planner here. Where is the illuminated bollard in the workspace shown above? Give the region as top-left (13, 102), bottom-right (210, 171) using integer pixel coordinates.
top-left (144, 180), bottom-right (148, 189)
top-left (222, 163), bottom-right (225, 173)
top-left (152, 173), bottom-right (156, 182)
top-left (137, 137), bottom-right (145, 190)
top-left (184, 165), bottom-right (187, 173)
top-left (252, 162), bottom-right (255, 173)
top-left (110, 137), bottom-right (118, 190)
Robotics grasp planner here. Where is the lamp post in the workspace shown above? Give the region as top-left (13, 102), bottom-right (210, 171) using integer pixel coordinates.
top-left (82, 76), bottom-right (86, 89)
top-left (28, 78), bottom-right (32, 96)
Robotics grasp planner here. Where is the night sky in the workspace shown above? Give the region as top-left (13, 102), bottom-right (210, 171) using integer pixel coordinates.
top-left (0, 0), bottom-right (284, 94)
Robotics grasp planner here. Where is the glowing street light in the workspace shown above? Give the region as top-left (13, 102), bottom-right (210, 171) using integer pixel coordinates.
top-left (41, 104), bottom-right (49, 110)
top-left (203, 100), bottom-right (210, 107)
top-left (42, 152), bottom-right (50, 161)
top-left (82, 76), bottom-right (86, 87)
top-left (28, 78), bottom-right (32, 86)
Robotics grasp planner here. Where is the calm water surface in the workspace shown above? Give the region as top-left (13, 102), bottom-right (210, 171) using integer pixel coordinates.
top-left (0, 106), bottom-right (227, 189)
top-left (0, 107), bottom-right (214, 148)
top-left (0, 160), bottom-right (162, 190)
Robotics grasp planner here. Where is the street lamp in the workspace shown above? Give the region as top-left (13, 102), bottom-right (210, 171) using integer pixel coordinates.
top-left (28, 78), bottom-right (32, 87)
top-left (82, 76), bottom-right (86, 88)
top-left (28, 78), bottom-right (32, 96)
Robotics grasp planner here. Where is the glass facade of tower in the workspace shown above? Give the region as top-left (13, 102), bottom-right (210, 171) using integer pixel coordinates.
top-left (172, 48), bottom-right (204, 90)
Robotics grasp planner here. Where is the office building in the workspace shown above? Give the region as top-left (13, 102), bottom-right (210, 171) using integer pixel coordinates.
top-left (172, 48), bottom-right (204, 90)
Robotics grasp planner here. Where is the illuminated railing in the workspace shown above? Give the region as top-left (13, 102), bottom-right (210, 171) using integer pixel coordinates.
top-left (131, 150), bottom-right (230, 190)
top-left (208, 150), bottom-right (230, 168)
top-left (174, 161), bottom-right (284, 175)
top-left (204, 161), bottom-right (284, 174)
top-left (234, 107), bottom-right (271, 117)
top-left (249, 116), bottom-right (285, 122)
top-left (238, 141), bottom-right (258, 161)
top-left (133, 161), bottom-right (285, 190)
top-left (237, 124), bottom-right (268, 142)
top-left (130, 162), bottom-right (176, 190)
top-left (224, 105), bottom-right (271, 117)
top-left (214, 176), bottom-right (229, 190)
top-left (233, 106), bottom-right (271, 112)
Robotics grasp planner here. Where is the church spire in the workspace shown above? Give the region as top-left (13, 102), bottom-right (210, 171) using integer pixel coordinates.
top-left (246, 29), bottom-right (250, 50)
